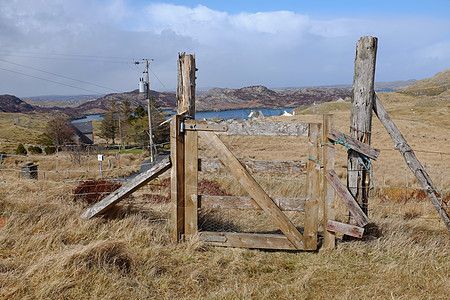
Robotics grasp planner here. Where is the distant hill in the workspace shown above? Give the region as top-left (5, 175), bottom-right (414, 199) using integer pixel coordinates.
top-left (73, 90), bottom-right (176, 115)
top-left (23, 94), bottom-right (99, 108)
top-left (196, 86), bottom-right (351, 111)
top-left (401, 69), bottom-right (450, 96)
top-left (70, 85), bottom-right (351, 115)
top-left (0, 94), bottom-right (35, 113)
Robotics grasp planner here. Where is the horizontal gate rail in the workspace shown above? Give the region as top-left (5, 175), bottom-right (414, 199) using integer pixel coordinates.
top-left (185, 119), bottom-right (310, 136)
top-left (198, 232), bottom-right (299, 250)
top-left (198, 158), bottom-right (306, 175)
top-left (199, 195), bottom-right (306, 211)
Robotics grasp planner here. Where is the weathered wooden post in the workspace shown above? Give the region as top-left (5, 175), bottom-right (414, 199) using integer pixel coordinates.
top-left (322, 114), bottom-right (336, 249)
top-left (304, 122), bottom-right (321, 250)
top-left (348, 36), bottom-right (377, 217)
top-left (177, 52), bottom-right (196, 118)
top-left (171, 52), bottom-right (197, 242)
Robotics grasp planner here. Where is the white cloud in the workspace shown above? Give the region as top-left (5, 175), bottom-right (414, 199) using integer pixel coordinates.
top-left (0, 1), bottom-right (449, 96)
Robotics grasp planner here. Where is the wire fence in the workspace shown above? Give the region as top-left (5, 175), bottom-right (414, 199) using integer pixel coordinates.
top-left (1, 128), bottom-right (449, 228)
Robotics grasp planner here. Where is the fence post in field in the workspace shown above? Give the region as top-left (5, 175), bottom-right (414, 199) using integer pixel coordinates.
top-left (177, 52), bottom-right (196, 118)
top-left (171, 53), bottom-right (196, 242)
top-left (348, 36), bottom-right (377, 218)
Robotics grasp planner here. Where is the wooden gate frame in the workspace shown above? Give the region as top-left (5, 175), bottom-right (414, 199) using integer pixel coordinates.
top-left (171, 115), bottom-right (337, 251)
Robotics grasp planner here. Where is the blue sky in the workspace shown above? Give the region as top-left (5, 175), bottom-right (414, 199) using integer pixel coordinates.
top-left (0, 0), bottom-right (449, 96)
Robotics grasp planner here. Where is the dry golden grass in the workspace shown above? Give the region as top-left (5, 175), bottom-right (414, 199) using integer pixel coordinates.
top-left (0, 91), bottom-right (449, 299)
top-left (0, 178), bottom-right (448, 299)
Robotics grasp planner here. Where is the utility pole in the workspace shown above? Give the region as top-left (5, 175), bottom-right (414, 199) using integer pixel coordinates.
top-left (136, 59), bottom-right (155, 165)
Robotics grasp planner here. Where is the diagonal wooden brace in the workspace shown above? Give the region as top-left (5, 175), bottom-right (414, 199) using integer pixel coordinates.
top-left (198, 131), bottom-right (304, 250)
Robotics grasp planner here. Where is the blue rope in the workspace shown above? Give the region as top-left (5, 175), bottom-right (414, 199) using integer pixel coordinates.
top-left (322, 131), bottom-right (351, 150)
top-left (306, 155), bottom-right (320, 162)
top-left (358, 153), bottom-right (375, 193)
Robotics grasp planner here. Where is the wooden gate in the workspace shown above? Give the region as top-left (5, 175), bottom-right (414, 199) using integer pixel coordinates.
top-left (171, 116), bottom-right (335, 251)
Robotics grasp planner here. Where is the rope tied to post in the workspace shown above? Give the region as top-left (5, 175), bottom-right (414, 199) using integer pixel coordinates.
top-left (321, 131), bottom-right (351, 150)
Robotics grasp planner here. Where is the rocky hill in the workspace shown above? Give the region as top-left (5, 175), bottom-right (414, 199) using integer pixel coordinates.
top-left (196, 86), bottom-right (351, 110)
top-left (72, 85), bottom-right (352, 115)
top-left (74, 90), bottom-right (176, 115)
top-left (401, 69), bottom-right (450, 96)
top-left (0, 94), bottom-right (35, 113)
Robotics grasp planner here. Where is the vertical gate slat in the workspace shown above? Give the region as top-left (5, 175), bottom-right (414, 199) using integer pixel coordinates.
top-left (170, 114), bottom-right (185, 242)
top-left (185, 130), bottom-right (198, 238)
top-left (304, 123), bottom-right (321, 250)
top-left (322, 114), bottom-right (336, 249)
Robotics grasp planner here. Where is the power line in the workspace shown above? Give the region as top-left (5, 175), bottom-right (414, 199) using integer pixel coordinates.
top-left (0, 66), bottom-right (105, 95)
top-left (0, 49), bottom-right (136, 61)
top-left (0, 54), bottom-right (132, 64)
top-left (0, 59), bottom-right (123, 93)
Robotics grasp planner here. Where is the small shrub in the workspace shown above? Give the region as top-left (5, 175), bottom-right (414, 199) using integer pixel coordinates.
top-left (45, 146), bottom-right (57, 155)
top-left (73, 180), bottom-right (122, 204)
top-left (28, 146), bottom-right (42, 154)
top-left (15, 143), bottom-right (27, 155)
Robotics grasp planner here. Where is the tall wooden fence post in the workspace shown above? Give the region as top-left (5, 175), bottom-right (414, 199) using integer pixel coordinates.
top-left (177, 52), bottom-right (196, 118)
top-left (171, 53), bottom-right (196, 242)
top-left (348, 36), bottom-right (377, 217)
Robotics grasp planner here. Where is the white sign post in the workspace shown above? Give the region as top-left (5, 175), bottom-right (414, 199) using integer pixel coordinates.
top-left (98, 155), bottom-right (104, 179)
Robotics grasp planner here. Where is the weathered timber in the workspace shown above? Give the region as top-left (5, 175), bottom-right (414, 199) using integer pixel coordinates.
top-left (199, 232), bottom-right (300, 250)
top-left (201, 119), bottom-right (309, 136)
top-left (170, 115), bottom-right (185, 242)
top-left (328, 128), bottom-right (380, 160)
top-left (322, 114), bottom-right (336, 249)
top-left (184, 129), bottom-right (198, 238)
top-left (304, 123), bottom-right (321, 250)
top-left (81, 157), bottom-right (171, 219)
top-left (198, 158), bottom-right (306, 175)
top-left (327, 220), bottom-right (364, 239)
top-left (198, 131), bottom-right (304, 249)
top-left (373, 94), bottom-right (450, 233)
top-left (177, 53), bottom-right (196, 118)
top-left (184, 121), bottom-right (227, 132)
top-left (199, 195), bottom-right (306, 211)
top-left (325, 170), bottom-right (370, 227)
top-left (348, 36), bottom-right (378, 216)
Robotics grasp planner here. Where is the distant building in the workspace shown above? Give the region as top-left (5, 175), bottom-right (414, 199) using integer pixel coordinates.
top-left (72, 121), bottom-right (94, 144)
top-left (248, 110), bottom-right (265, 120)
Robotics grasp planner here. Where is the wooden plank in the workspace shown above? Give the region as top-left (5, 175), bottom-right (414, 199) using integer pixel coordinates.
top-left (373, 94), bottom-right (450, 233)
top-left (199, 158), bottom-right (306, 175)
top-left (304, 123), bottom-right (321, 250)
top-left (327, 220), bottom-right (364, 239)
top-left (328, 128), bottom-right (380, 160)
top-left (322, 114), bottom-right (336, 249)
top-left (348, 36), bottom-right (378, 216)
top-left (201, 119), bottom-right (309, 136)
top-left (170, 115), bottom-right (185, 242)
top-left (198, 131), bottom-right (304, 250)
top-left (199, 195), bottom-right (306, 211)
top-left (198, 232), bottom-right (300, 250)
top-left (184, 130), bottom-right (198, 238)
top-left (80, 157), bottom-right (171, 219)
top-left (184, 121), bottom-right (227, 132)
top-left (325, 170), bottom-right (370, 227)
top-left (177, 53), bottom-right (196, 118)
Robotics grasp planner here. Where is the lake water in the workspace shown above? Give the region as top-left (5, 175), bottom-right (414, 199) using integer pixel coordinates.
top-left (165, 108), bottom-right (294, 120)
top-left (72, 114), bottom-right (104, 123)
top-left (72, 108), bottom-right (294, 123)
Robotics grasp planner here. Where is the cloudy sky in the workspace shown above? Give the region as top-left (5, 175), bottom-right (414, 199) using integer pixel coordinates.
top-left (0, 0), bottom-right (449, 97)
